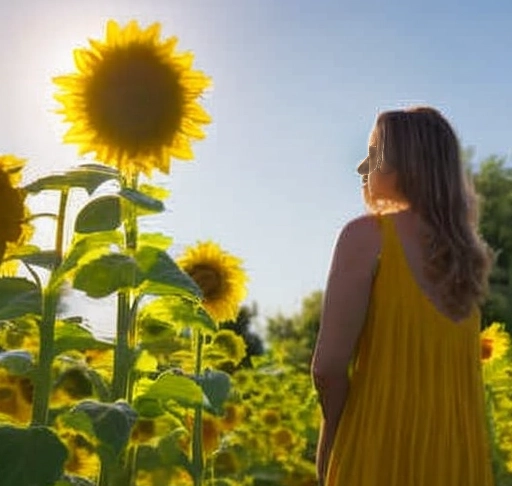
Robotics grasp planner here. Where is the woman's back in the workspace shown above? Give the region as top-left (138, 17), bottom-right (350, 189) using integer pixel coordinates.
top-left (325, 212), bottom-right (494, 485)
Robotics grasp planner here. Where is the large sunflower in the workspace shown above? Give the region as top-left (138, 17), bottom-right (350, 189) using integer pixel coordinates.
top-left (177, 241), bottom-right (248, 323)
top-left (0, 155), bottom-right (32, 275)
top-left (481, 322), bottom-right (510, 364)
top-left (53, 20), bottom-right (211, 177)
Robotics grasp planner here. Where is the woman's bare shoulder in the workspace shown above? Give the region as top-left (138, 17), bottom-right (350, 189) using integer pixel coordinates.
top-left (338, 214), bottom-right (382, 252)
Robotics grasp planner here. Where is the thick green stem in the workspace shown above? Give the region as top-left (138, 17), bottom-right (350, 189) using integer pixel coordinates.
top-left (192, 332), bottom-right (205, 486)
top-left (107, 175), bottom-right (141, 486)
top-left (31, 290), bottom-right (58, 425)
top-left (112, 291), bottom-right (131, 400)
top-left (31, 189), bottom-right (69, 426)
top-left (112, 175), bottom-right (139, 402)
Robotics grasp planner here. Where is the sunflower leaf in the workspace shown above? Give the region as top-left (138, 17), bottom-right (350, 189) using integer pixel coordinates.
top-left (71, 400), bottom-right (138, 457)
top-left (193, 370), bottom-right (231, 415)
top-left (135, 246), bottom-right (202, 298)
top-left (75, 195), bottom-right (121, 234)
top-left (132, 396), bottom-right (165, 418)
top-left (24, 164), bottom-right (118, 195)
top-left (2, 245), bottom-right (59, 271)
top-left (138, 233), bottom-right (173, 251)
top-left (0, 350), bottom-right (33, 376)
top-left (0, 278), bottom-right (41, 320)
top-left (120, 187), bottom-right (164, 213)
top-left (158, 433), bottom-right (193, 473)
top-left (57, 410), bottom-right (97, 440)
top-left (57, 231), bottom-right (124, 278)
top-left (73, 253), bottom-right (144, 298)
top-left (141, 372), bottom-right (204, 408)
top-left (54, 321), bottom-right (113, 356)
top-left (0, 425), bottom-right (68, 486)
top-left (138, 296), bottom-right (217, 334)
top-left (16, 251), bottom-right (59, 271)
top-left (138, 183), bottom-right (170, 202)
top-left (84, 368), bottom-right (112, 403)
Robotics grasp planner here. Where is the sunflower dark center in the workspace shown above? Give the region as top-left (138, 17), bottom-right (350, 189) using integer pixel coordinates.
top-left (85, 44), bottom-right (185, 154)
top-left (188, 264), bottom-right (224, 300)
top-left (0, 170), bottom-right (24, 258)
top-left (481, 338), bottom-right (493, 360)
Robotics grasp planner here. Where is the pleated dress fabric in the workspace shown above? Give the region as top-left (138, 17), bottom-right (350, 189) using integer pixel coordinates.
top-left (326, 214), bottom-right (494, 486)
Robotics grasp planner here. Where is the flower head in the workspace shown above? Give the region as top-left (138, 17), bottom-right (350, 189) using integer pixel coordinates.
top-left (481, 322), bottom-right (510, 364)
top-left (0, 369), bottom-right (33, 423)
top-left (54, 20), bottom-right (211, 177)
top-left (61, 433), bottom-right (100, 479)
top-left (177, 241), bottom-right (248, 323)
top-left (0, 155), bottom-right (32, 275)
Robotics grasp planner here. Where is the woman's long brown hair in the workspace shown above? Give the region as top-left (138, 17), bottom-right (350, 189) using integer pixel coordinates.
top-left (370, 106), bottom-right (492, 318)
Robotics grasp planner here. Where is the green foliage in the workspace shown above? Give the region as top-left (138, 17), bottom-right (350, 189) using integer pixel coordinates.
top-left (266, 290), bottom-right (322, 372)
top-left (53, 320), bottom-right (113, 356)
top-left (73, 254), bottom-right (144, 298)
top-left (0, 350), bottom-right (33, 375)
top-left (139, 372), bottom-right (204, 410)
top-left (219, 304), bottom-right (265, 369)
top-left (0, 277), bottom-right (41, 320)
top-left (472, 154), bottom-right (512, 329)
top-left (24, 164), bottom-right (118, 195)
top-left (75, 197), bottom-right (122, 234)
top-left (4, 246), bottom-right (60, 271)
top-left (135, 246), bottom-right (202, 298)
top-left (138, 296), bottom-right (217, 334)
top-left (72, 401), bottom-right (138, 457)
top-left (120, 187), bottom-right (164, 214)
top-left (0, 350), bottom-right (33, 376)
top-left (0, 425), bottom-right (68, 486)
top-left (194, 370), bottom-right (231, 415)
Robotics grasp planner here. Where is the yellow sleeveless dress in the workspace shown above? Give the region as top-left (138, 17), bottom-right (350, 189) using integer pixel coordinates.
top-left (326, 214), bottom-right (494, 485)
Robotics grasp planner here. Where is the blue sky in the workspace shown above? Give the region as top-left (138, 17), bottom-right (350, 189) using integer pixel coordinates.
top-left (1, 0), bottom-right (511, 336)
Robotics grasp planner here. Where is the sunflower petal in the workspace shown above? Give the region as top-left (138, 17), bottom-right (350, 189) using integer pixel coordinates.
top-left (186, 103), bottom-right (212, 124)
top-left (142, 23), bottom-right (161, 43)
top-left (172, 52), bottom-right (194, 71)
top-left (159, 36), bottom-right (178, 55)
top-left (53, 75), bottom-right (83, 89)
top-left (180, 119), bottom-right (206, 140)
top-left (106, 20), bottom-right (121, 44)
top-left (73, 48), bottom-right (99, 73)
top-left (170, 134), bottom-right (194, 160)
top-left (122, 20), bottom-right (140, 44)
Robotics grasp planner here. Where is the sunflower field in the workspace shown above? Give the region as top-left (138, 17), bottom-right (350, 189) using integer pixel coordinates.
top-left (1, 17), bottom-right (512, 486)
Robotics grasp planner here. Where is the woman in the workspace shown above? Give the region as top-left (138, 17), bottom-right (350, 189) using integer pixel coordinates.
top-left (312, 106), bottom-right (495, 485)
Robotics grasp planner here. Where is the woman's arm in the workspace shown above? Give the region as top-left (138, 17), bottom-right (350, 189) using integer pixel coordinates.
top-left (311, 215), bottom-right (381, 482)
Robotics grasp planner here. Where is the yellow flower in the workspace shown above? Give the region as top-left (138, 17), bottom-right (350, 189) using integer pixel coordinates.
top-left (131, 418), bottom-right (156, 444)
top-left (206, 329), bottom-right (247, 371)
top-left (53, 19), bottom-right (211, 177)
top-left (177, 241), bottom-right (248, 323)
top-left (51, 367), bottom-right (93, 407)
top-left (84, 348), bottom-right (114, 381)
top-left (481, 322), bottom-right (510, 364)
top-left (61, 433), bottom-right (100, 479)
top-left (0, 155), bottom-right (32, 275)
top-left (202, 414), bottom-right (221, 455)
top-left (262, 409), bottom-right (281, 429)
top-left (0, 369), bottom-right (33, 423)
top-left (220, 403), bottom-right (244, 432)
top-left (273, 427), bottom-right (294, 449)
top-left (213, 449), bottom-right (240, 475)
